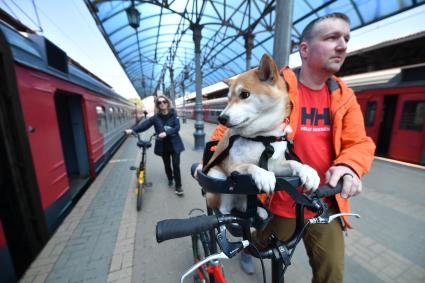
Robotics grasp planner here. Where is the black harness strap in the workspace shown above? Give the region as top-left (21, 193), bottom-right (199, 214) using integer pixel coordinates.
top-left (246, 136), bottom-right (286, 170)
top-left (285, 139), bottom-right (302, 163)
top-left (203, 135), bottom-right (241, 174)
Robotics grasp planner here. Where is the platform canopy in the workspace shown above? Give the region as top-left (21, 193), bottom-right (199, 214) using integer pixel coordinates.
top-left (85, 0), bottom-right (424, 99)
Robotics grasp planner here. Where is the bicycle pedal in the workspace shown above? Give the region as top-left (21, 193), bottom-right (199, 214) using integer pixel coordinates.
top-left (130, 166), bottom-right (138, 170)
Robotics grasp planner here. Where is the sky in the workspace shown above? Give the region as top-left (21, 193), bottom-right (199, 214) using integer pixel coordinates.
top-left (2, 1), bottom-right (425, 100)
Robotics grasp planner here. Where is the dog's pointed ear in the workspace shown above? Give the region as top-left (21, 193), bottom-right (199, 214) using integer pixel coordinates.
top-left (223, 79), bottom-right (233, 86)
top-left (256, 53), bottom-right (279, 82)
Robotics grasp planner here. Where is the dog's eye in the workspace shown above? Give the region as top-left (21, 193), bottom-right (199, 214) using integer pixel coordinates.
top-left (239, 91), bottom-right (250, 99)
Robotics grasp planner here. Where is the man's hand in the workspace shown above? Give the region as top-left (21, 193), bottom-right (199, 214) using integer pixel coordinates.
top-left (158, 132), bottom-right (167, 138)
top-left (325, 165), bottom-right (362, 199)
top-left (124, 129), bottom-right (133, 135)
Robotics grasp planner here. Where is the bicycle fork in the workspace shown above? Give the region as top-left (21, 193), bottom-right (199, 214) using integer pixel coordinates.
top-left (181, 253), bottom-right (228, 283)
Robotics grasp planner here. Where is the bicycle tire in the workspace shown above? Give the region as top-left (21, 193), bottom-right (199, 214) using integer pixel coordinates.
top-left (136, 182), bottom-right (143, 211)
top-left (191, 232), bottom-right (210, 283)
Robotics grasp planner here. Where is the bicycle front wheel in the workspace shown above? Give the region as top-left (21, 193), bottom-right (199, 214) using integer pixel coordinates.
top-left (192, 232), bottom-right (210, 283)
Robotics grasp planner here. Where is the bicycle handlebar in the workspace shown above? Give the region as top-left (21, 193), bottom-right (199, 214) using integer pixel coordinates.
top-left (191, 162), bottom-right (342, 210)
top-left (156, 181), bottom-right (342, 244)
top-left (156, 215), bottom-right (218, 243)
top-left (156, 214), bottom-right (252, 244)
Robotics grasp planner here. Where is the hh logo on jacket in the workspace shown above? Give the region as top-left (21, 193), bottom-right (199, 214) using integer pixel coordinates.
top-left (300, 107), bottom-right (331, 132)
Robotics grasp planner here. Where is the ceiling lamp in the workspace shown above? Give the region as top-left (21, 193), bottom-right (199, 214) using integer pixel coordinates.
top-left (126, 1), bottom-right (140, 29)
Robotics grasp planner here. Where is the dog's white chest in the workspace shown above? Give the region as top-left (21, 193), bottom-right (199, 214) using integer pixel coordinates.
top-left (229, 138), bottom-right (288, 166)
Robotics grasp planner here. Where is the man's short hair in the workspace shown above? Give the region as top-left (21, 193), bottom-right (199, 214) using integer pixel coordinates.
top-left (301, 12), bottom-right (350, 42)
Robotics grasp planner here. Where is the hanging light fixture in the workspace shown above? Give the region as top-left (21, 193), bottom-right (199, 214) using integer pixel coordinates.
top-left (184, 65), bottom-right (190, 80)
top-left (126, 0), bottom-right (140, 29)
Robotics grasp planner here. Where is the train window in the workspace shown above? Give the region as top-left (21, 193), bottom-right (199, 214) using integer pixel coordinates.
top-left (120, 108), bottom-right (125, 122)
top-left (114, 107), bottom-right (118, 126)
top-left (365, 101), bottom-right (376, 127)
top-left (96, 106), bottom-right (107, 134)
top-left (108, 107), bottom-right (114, 130)
top-left (400, 101), bottom-right (425, 131)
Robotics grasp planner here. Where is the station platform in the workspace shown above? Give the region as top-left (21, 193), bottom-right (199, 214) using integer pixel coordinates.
top-left (19, 120), bottom-right (425, 283)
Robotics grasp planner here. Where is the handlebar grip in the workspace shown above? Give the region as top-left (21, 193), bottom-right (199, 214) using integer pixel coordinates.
top-left (313, 180), bottom-right (343, 198)
top-left (156, 215), bottom-right (218, 243)
top-left (191, 163), bottom-right (200, 178)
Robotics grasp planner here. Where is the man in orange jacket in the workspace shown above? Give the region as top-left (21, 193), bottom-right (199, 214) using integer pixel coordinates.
top-left (208, 12), bottom-right (375, 283)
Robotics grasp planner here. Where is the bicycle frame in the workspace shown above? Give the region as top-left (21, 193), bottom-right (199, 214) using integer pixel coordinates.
top-left (132, 133), bottom-right (155, 211)
top-left (136, 142), bottom-right (147, 183)
top-left (189, 207), bottom-right (226, 283)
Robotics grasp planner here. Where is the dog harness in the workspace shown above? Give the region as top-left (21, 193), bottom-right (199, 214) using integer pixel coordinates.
top-left (203, 117), bottom-right (301, 173)
top-left (203, 134), bottom-right (298, 173)
top-left (201, 117), bottom-right (303, 220)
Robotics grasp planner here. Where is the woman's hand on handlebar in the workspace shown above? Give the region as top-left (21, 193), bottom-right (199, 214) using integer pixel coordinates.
top-left (325, 165), bottom-right (362, 199)
top-left (124, 129), bottom-right (133, 135)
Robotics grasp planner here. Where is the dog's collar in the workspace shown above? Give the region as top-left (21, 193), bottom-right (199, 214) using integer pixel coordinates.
top-left (268, 117), bottom-right (290, 138)
top-left (249, 117), bottom-right (290, 143)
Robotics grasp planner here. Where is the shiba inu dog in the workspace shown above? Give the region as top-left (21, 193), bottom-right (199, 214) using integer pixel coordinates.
top-left (204, 53), bottom-right (320, 218)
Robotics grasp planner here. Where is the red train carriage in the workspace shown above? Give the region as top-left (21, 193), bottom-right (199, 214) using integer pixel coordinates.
top-left (349, 65), bottom-right (425, 165)
top-left (0, 19), bottom-right (135, 282)
top-left (177, 65), bottom-right (425, 165)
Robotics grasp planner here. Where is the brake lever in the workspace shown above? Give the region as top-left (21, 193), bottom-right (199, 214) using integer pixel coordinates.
top-left (309, 212), bottom-right (360, 224)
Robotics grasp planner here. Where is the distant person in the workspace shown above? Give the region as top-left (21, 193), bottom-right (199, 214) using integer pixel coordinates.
top-left (125, 95), bottom-right (185, 196)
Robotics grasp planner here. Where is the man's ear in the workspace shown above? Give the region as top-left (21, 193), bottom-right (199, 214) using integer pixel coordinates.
top-left (299, 42), bottom-right (308, 60)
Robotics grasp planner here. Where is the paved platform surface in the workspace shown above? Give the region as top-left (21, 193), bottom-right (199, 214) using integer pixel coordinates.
top-left (20, 119), bottom-right (425, 283)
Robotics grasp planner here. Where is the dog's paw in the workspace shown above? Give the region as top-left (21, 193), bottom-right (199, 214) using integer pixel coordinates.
top-left (252, 167), bottom-right (276, 194)
top-left (297, 165), bottom-right (320, 192)
top-left (257, 207), bottom-right (268, 220)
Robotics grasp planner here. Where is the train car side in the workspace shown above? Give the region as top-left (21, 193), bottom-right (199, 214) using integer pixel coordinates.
top-left (14, 64), bottom-right (134, 228)
top-left (0, 19), bottom-right (135, 281)
top-left (356, 83), bottom-right (425, 165)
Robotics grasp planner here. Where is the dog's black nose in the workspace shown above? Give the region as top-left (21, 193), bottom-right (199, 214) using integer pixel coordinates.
top-left (217, 114), bottom-right (229, 125)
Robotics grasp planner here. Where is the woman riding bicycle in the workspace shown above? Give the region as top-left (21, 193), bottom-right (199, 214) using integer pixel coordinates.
top-left (125, 95), bottom-right (185, 196)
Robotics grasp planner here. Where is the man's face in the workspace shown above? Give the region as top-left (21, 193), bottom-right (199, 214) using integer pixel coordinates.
top-left (301, 18), bottom-right (350, 74)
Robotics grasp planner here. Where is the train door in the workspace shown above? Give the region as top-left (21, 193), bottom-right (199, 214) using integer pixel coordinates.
top-left (389, 94), bottom-right (425, 164)
top-left (361, 94), bottom-right (383, 144)
top-left (54, 92), bottom-right (90, 199)
top-left (376, 95), bottom-right (398, 156)
top-left (0, 29), bottom-right (48, 281)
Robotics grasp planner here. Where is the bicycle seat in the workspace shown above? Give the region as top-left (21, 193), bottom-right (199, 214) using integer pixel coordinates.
top-left (137, 140), bottom-right (152, 148)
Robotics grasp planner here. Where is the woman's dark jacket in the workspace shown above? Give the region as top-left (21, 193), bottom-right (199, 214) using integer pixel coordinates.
top-left (132, 109), bottom-right (185, 156)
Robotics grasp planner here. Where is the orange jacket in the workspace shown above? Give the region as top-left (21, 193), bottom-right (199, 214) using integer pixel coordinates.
top-left (210, 67), bottom-right (376, 228)
top-left (281, 67), bottom-right (375, 228)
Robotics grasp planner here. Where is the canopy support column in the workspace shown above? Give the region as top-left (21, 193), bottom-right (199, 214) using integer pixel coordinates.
top-left (168, 66), bottom-right (175, 107)
top-left (273, 0), bottom-right (294, 68)
top-left (244, 32), bottom-right (254, 70)
top-left (191, 23), bottom-right (205, 150)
